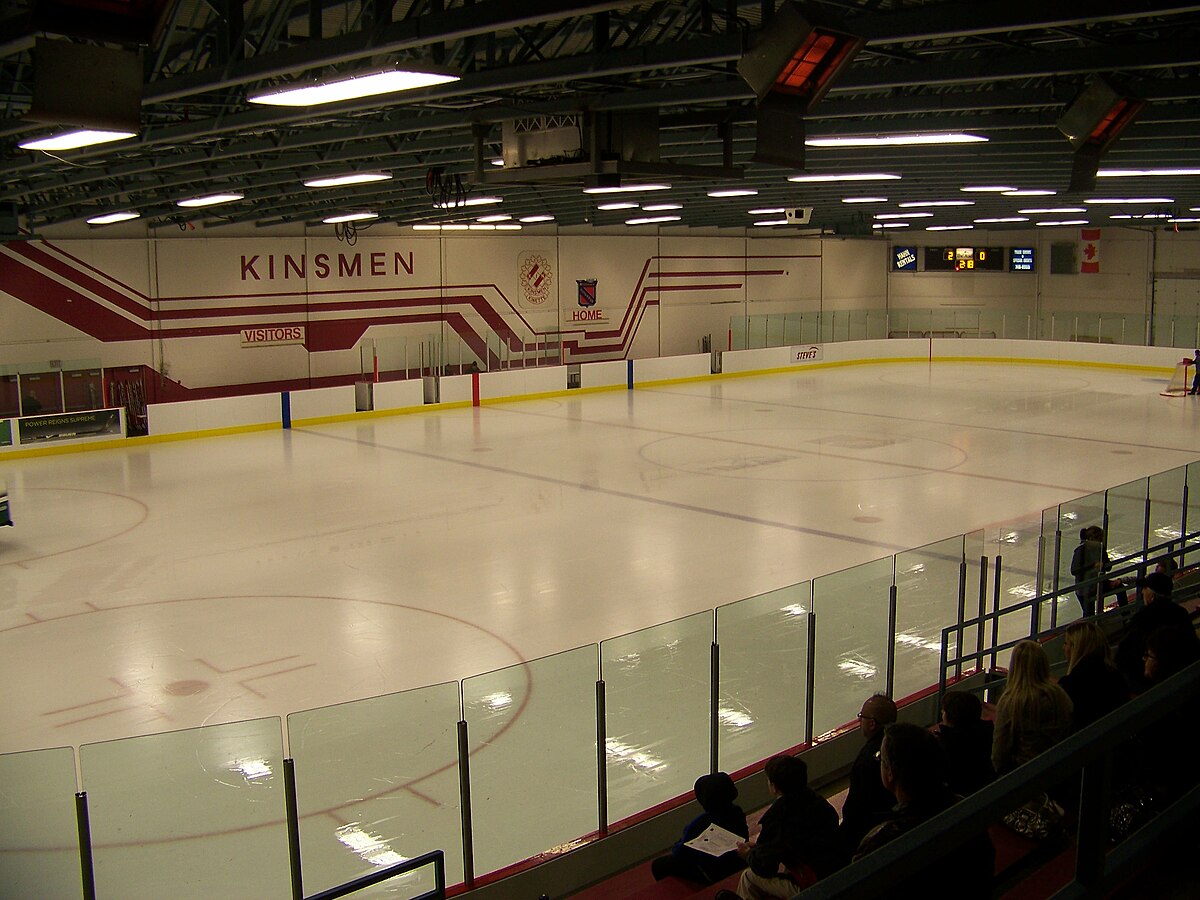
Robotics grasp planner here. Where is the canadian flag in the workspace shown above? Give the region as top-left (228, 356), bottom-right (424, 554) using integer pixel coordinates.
top-left (1080, 228), bottom-right (1100, 273)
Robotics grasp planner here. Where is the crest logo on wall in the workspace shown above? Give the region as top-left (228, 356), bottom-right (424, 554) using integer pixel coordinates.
top-left (518, 252), bottom-right (553, 306)
top-left (577, 278), bottom-right (597, 307)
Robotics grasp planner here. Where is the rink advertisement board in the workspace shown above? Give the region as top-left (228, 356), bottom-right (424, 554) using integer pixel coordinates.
top-left (893, 247), bottom-right (917, 271)
top-left (791, 345), bottom-right (824, 363)
top-left (16, 409), bottom-right (122, 444)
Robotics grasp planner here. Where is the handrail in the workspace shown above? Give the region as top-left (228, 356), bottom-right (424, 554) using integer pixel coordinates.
top-left (939, 530), bottom-right (1200, 693)
top-left (795, 659), bottom-right (1200, 899)
top-left (304, 849), bottom-right (446, 900)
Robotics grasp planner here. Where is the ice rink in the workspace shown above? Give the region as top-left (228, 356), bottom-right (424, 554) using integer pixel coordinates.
top-left (1, 360), bottom-right (1197, 897)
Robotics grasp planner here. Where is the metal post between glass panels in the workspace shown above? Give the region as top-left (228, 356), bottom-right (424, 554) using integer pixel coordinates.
top-left (990, 556), bottom-right (1003, 671)
top-left (885, 585), bottom-right (897, 698)
top-left (709, 642), bottom-right (719, 775)
top-left (283, 758), bottom-right (304, 900)
top-left (75, 791), bottom-right (96, 900)
top-left (955, 561), bottom-right (967, 678)
top-left (457, 719), bottom-right (474, 887)
top-left (804, 613), bottom-right (816, 744)
top-left (596, 680), bottom-right (608, 834)
top-left (976, 556), bottom-right (988, 669)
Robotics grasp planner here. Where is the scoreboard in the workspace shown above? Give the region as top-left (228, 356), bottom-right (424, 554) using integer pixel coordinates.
top-left (916, 247), bottom-right (1032, 271)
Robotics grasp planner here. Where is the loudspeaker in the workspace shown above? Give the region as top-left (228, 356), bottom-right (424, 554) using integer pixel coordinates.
top-left (28, 38), bottom-right (142, 132)
top-left (750, 96), bottom-right (806, 168)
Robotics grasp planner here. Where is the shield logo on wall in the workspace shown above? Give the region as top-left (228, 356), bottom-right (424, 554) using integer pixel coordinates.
top-left (577, 278), bottom-right (597, 307)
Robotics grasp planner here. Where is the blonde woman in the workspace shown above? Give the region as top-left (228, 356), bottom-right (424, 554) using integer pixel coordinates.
top-left (992, 641), bottom-right (1073, 775)
top-left (1057, 622), bottom-right (1127, 730)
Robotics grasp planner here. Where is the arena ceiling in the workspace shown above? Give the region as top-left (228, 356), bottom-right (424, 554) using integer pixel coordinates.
top-left (3, 1), bottom-right (1200, 236)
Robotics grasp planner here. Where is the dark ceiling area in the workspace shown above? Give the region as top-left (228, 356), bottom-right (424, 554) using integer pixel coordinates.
top-left (3, 1), bottom-right (1200, 236)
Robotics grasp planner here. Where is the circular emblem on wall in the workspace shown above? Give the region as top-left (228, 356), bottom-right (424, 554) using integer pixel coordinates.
top-left (518, 252), bottom-right (553, 306)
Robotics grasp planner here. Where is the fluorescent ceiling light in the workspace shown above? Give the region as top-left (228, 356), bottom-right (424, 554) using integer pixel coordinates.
top-left (1169, 217), bottom-right (1200, 223)
top-left (899, 200), bottom-right (974, 208)
top-left (873, 222), bottom-right (910, 228)
top-left (476, 214), bottom-right (511, 222)
top-left (1003, 189), bottom-right (1055, 196)
top-left (1111, 213), bottom-right (1170, 219)
top-left (87, 211), bottom-right (140, 225)
top-left (495, 224), bottom-right (522, 230)
top-left (323, 211), bottom-right (378, 224)
top-left (841, 197), bottom-right (888, 203)
top-left (753, 219), bottom-right (789, 226)
top-left (1017, 207), bottom-right (1085, 214)
top-left (641, 203), bottom-right (682, 211)
top-left (304, 172), bottom-right (391, 188)
top-left (974, 217), bottom-right (1029, 223)
top-left (441, 224), bottom-right (469, 231)
top-left (19, 129), bottom-right (137, 151)
top-left (248, 68), bottom-right (459, 106)
top-left (434, 196), bottom-right (502, 208)
top-left (707, 189), bottom-right (758, 197)
top-left (519, 215), bottom-right (555, 223)
top-left (787, 173), bottom-right (901, 183)
top-left (959, 185), bottom-right (1014, 193)
top-left (469, 224), bottom-right (495, 231)
top-left (1036, 219), bottom-right (1089, 226)
top-left (1084, 197), bottom-right (1173, 204)
top-left (747, 208), bottom-right (786, 214)
top-left (597, 202), bottom-right (638, 211)
top-left (626, 215), bottom-right (681, 225)
top-left (177, 192), bottom-right (244, 208)
top-left (875, 212), bottom-right (931, 219)
top-left (1098, 168), bottom-right (1200, 177)
top-left (413, 224), bottom-right (441, 231)
top-left (807, 133), bottom-right (985, 147)
top-left (583, 183), bottom-right (671, 194)
top-left (490, 158), bottom-right (504, 167)
top-left (926, 225), bottom-right (974, 231)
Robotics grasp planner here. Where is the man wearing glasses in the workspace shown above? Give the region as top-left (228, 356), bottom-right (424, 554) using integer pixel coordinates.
top-left (839, 693), bottom-right (897, 854)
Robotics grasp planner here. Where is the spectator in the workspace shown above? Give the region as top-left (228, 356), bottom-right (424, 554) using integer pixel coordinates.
top-left (651, 772), bottom-right (747, 885)
top-left (1114, 572), bottom-right (1193, 689)
top-left (932, 690), bottom-right (995, 795)
top-left (1057, 621), bottom-right (1127, 730)
top-left (715, 755), bottom-right (845, 900)
top-left (1190, 348), bottom-right (1200, 395)
top-left (1126, 625), bottom-right (1200, 804)
top-left (839, 693), bottom-right (897, 854)
top-left (854, 723), bottom-right (994, 896)
top-left (1070, 526), bottom-right (1105, 617)
top-left (992, 641), bottom-right (1073, 776)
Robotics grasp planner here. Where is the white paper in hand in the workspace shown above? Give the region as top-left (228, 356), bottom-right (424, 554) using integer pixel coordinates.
top-left (682, 823), bottom-right (742, 857)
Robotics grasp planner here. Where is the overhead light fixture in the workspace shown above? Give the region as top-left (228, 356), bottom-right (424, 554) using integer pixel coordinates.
top-left (1003, 189), bottom-right (1056, 196)
top-left (960, 185), bottom-right (1014, 193)
top-left (597, 202), bottom-right (638, 211)
top-left (87, 211), bottom-right (140, 225)
top-left (440, 224), bottom-right (469, 231)
top-left (19, 129), bottom-right (136, 151)
top-left (323, 212), bottom-right (378, 224)
top-left (1100, 168), bottom-right (1200, 177)
top-left (582, 183), bottom-right (671, 195)
top-left (787, 173), bottom-right (900, 183)
top-left (1036, 219), bottom-right (1089, 226)
top-left (841, 197), bottom-right (888, 203)
top-left (642, 203), bottom-right (682, 211)
top-left (807, 133), bottom-right (985, 148)
top-left (1084, 197), bottom-right (1173, 204)
top-left (626, 215), bottom-right (681, 225)
top-left (747, 207), bottom-right (786, 214)
top-left (413, 224), bottom-right (441, 231)
top-left (469, 224), bottom-right (495, 231)
top-left (304, 172), bottom-right (392, 188)
top-left (872, 222), bottom-right (910, 228)
top-left (495, 224), bottom-right (522, 230)
top-left (1017, 207), bottom-right (1085, 214)
top-left (248, 66), bottom-right (459, 106)
top-left (519, 214), bottom-right (555, 223)
top-left (926, 225), bottom-right (973, 231)
top-left (707, 189), bottom-right (759, 198)
top-left (875, 212), bottom-right (931, 219)
top-left (899, 200), bottom-right (974, 208)
top-left (754, 219), bottom-right (790, 226)
top-left (490, 158), bottom-right (504, 167)
top-left (1168, 217), bottom-right (1200, 223)
top-left (974, 217), bottom-right (1029, 223)
top-left (434, 196), bottom-right (502, 208)
top-left (476, 214), bottom-right (512, 222)
top-left (176, 192), bottom-right (244, 208)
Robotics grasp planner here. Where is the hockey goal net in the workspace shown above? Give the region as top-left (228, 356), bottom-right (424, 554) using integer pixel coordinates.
top-left (1161, 359), bottom-right (1193, 397)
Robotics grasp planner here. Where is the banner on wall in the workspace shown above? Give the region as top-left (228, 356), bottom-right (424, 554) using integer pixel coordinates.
top-left (16, 409), bottom-right (122, 444)
top-left (518, 251), bottom-right (553, 306)
top-left (1080, 228), bottom-right (1101, 273)
top-left (240, 325), bottom-right (306, 347)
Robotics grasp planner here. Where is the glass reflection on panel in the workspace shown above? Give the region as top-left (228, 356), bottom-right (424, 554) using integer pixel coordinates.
top-left (230, 758), bottom-right (273, 781)
top-left (335, 822), bottom-right (407, 867)
top-left (605, 737), bottom-right (667, 774)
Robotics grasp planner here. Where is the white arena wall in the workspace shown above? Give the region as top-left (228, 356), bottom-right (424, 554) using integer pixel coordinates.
top-left (0, 226), bottom-right (1196, 404)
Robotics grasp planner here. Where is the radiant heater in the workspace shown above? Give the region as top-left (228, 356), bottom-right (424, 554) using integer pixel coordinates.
top-left (1057, 77), bottom-right (1146, 193)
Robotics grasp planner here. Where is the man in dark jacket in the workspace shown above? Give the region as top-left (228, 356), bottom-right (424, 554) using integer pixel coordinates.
top-left (1115, 572), bottom-right (1194, 689)
top-left (931, 690), bottom-right (995, 796)
top-left (854, 723), bottom-right (994, 895)
top-left (715, 755), bottom-right (845, 899)
top-left (839, 693), bottom-right (897, 853)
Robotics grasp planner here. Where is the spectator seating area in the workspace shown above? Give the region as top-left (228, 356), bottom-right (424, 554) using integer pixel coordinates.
top-left (567, 568), bottom-right (1200, 900)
